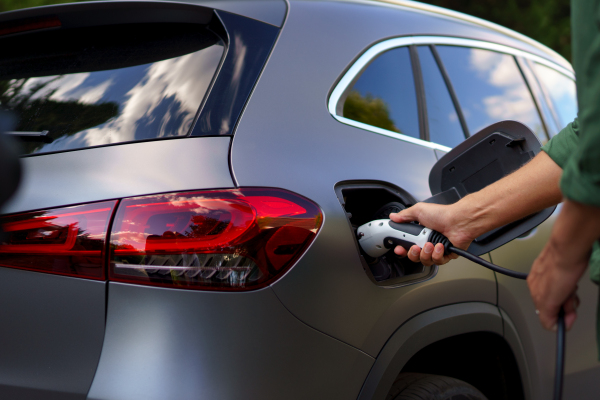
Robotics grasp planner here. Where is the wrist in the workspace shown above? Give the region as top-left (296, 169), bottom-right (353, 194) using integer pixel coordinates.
top-left (451, 195), bottom-right (493, 241)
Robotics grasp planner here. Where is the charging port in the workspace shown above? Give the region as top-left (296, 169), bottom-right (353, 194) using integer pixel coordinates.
top-left (335, 181), bottom-right (436, 286)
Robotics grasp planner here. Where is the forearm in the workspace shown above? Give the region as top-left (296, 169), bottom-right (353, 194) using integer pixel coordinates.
top-left (453, 151), bottom-right (563, 239)
top-left (392, 150), bottom-right (564, 264)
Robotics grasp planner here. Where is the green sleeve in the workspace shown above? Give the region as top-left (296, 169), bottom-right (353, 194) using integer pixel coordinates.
top-left (559, 0), bottom-right (600, 207)
top-left (561, 137), bottom-right (600, 207)
top-left (541, 118), bottom-right (580, 169)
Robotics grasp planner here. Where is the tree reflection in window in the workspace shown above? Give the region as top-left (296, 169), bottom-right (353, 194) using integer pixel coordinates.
top-left (343, 90), bottom-right (400, 133)
top-left (0, 78), bottom-right (119, 154)
top-left (342, 47), bottom-right (419, 139)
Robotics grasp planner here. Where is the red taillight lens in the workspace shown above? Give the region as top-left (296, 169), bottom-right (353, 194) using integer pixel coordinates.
top-left (109, 189), bottom-right (322, 290)
top-left (0, 201), bottom-right (117, 279)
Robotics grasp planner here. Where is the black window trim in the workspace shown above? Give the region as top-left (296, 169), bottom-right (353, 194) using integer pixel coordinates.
top-left (514, 56), bottom-right (551, 142)
top-left (523, 57), bottom-right (567, 132)
top-left (429, 44), bottom-right (470, 139)
top-left (409, 45), bottom-right (429, 142)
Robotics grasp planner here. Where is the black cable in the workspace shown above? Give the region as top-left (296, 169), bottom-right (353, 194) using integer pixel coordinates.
top-left (448, 246), bottom-right (529, 280)
top-left (444, 244), bottom-right (565, 400)
top-left (554, 307), bottom-right (565, 400)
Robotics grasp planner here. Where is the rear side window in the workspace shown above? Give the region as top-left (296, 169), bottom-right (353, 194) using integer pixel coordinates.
top-left (0, 23), bottom-right (224, 155)
top-left (533, 63), bottom-right (577, 128)
top-left (437, 46), bottom-right (546, 143)
top-left (342, 47), bottom-right (420, 139)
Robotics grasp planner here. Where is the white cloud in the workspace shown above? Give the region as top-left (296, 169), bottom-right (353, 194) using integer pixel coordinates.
top-left (81, 44), bottom-right (223, 146)
top-left (534, 63), bottom-right (576, 101)
top-left (78, 79), bottom-right (114, 104)
top-left (468, 48), bottom-right (541, 133)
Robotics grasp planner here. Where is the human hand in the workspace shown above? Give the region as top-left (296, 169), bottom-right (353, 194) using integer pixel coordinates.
top-left (389, 202), bottom-right (476, 266)
top-left (527, 199), bottom-right (600, 331)
top-left (527, 239), bottom-right (583, 331)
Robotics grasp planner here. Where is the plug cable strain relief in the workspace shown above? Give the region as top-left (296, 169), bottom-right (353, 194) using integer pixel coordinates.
top-left (428, 230), bottom-right (452, 255)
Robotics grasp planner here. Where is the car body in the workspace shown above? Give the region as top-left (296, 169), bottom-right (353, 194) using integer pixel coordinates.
top-left (0, 0), bottom-right (596, 399)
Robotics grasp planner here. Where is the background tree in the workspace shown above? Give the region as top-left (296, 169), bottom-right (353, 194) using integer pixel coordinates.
top-left (419, 0), bottom-right (572, 61)
top-left (0, 0), bottom-right (84, 12)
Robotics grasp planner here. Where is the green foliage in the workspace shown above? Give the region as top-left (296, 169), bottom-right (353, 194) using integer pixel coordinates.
top-left (420, 0), bottom-right (572, 61)
top-left (343, 90), bottom-right (400, 133)
top-left (0, 0), bottom-right (86, 12)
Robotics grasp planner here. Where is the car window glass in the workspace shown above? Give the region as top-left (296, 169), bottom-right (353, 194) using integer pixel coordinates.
top-left (0, 23), bottom-right (224, 155)
top-left (436, 46), bottom-right (546, 143)
top-left (518, 58), bottom-right (560, 137)
top-left (533, 63), bottom-right (577, 129)
top-left (342, 47), bottom-right (419, 139)
top-left (417, 46), bottom-right (465, 148)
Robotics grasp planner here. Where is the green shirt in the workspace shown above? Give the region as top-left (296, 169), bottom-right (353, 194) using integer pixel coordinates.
top-left (541, 0), bottom-right (600, 359)
top-left (542, 119), bottom-right (600, 284)
top-left (560, 0), bottom-right (600, 211)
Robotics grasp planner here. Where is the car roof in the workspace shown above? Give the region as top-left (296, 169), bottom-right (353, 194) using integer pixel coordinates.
top-left (0, 0), bottom-right (288, 27)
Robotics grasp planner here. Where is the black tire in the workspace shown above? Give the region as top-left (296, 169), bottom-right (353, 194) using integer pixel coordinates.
top-left (386, 373), bottom-right (489, 400)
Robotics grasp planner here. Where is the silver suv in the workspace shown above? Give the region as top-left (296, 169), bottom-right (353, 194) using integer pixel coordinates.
top-left (0, 1), bottom-right (595, 399)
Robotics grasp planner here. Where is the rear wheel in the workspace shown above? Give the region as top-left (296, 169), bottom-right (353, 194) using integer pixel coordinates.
top-left (386, 373), bottom-right (489, 400)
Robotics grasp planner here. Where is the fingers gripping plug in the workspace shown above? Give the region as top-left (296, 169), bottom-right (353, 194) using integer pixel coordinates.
top-left (356, 219), bottom-right (452, 258)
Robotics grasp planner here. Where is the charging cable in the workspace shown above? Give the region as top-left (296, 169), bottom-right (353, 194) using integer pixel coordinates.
top-left (357, 219), bottom-right (566, 400)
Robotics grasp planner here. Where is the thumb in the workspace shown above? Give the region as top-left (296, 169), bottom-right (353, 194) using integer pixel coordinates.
top-left (390, 206), bottom-right (418, 223)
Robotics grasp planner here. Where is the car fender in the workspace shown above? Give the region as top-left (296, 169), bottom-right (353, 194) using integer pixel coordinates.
top-left (500, 307), bottom-right (533, 400)
top-left (357, 302), bottom-right (506, 400)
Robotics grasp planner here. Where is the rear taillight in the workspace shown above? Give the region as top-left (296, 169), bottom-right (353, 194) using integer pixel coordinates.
top-left (0, 189), bottom-right (322, 290)
top-left (0, 201), bottom-right (117, 279)
top-left (109, 189), bottom-right (322, 290)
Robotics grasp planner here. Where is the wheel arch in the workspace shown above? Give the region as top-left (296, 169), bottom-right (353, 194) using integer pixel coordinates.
top-left (357, 302), bottom-right (529, 400)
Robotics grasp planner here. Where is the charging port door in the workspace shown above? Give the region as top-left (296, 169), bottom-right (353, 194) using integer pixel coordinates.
top-left (426, 120), bottom-right (556, 255)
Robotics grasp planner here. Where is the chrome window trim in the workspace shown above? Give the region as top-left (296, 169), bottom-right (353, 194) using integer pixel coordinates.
top-left (329, 36), bottom-right (574, 152)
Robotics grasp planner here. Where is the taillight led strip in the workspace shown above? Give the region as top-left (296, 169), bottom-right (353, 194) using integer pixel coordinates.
top-left (0, 188), bottom-right (323, 291)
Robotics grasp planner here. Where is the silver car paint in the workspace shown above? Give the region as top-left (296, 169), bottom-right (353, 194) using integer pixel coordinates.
top-left (0, 268), bottom-right (105, 399)
top-left (87, 283), bottom-right (374, 400)
top-left (4, 137), bottom-right (233, 214)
